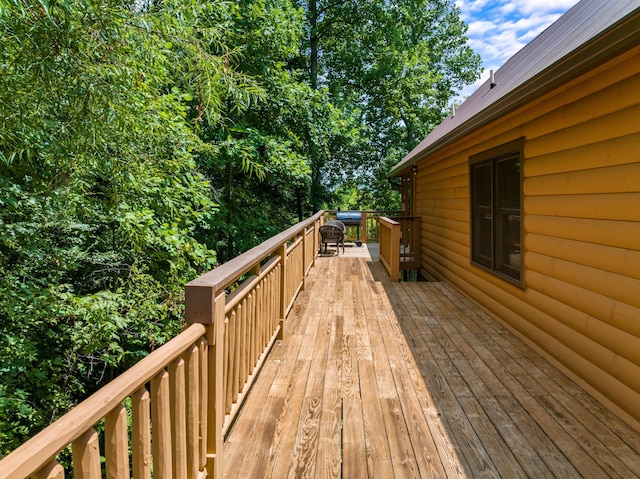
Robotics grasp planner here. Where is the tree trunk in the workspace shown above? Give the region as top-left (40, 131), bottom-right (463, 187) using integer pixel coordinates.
top-left (226, 160), bottom-right (234, 259)
top-left (309, 0), bottom-right (319, 90)
top-left (307, 0), bottom-right (322, 210)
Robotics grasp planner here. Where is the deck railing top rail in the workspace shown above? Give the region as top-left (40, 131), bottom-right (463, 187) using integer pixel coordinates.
top-left (187, 210), bottom-right (325, 293)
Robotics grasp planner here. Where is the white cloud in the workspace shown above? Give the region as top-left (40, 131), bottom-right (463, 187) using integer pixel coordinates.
top-left (456, 0), bottom-right (492, 15)
top-left (454, 0), bottom-right (580, 99)
top-left (466, 19), bottom-right (496, 36)
top-left (500, 0), bottom-right (579, 15)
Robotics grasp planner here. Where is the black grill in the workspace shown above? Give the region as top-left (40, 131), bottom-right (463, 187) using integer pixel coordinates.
top-left (335, 211), bottom-right (362, 246)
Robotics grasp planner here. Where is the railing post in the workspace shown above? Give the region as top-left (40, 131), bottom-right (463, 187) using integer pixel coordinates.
top-left (313, 220), bottom-right (318, 267)
top-left (302, 231), bottom-right (307, 291)
top-left (379, 217), bottom-right (402, 282)
top-left (185, 286), bottom-right (225, 479)
top-left (33, 461), bottom-right (64, 479)
top-left (72, 429), bottom-right (101, 479)
top-left (208, 292), bottom-right (225, 479)
top-left (361, 211), bottom-right (368, 244)
top-left (389, 222), bottom-right (401, 282)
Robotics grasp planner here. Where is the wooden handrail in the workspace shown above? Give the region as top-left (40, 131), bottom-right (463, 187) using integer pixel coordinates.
top-left (186, 211), bottom-right (324, 293)
top-left (0, 211), bottom-right (326, 479)
top-left (0, 323), bottom-right (207, 479)
top-left (379, 217), bottom-right (402, 281)
top-left (181, 210), bottom-right (324, 478)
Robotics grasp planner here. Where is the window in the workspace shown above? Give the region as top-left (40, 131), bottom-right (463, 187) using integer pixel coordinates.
top-left (470, 139), bottom-right (523, 284)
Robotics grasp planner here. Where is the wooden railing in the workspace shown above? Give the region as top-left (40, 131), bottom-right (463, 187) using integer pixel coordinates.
top-left (379, 216), bottom-right (421, 281)
top-left (0, 324), bottom-right (209, 479)
top-left (0, 211), bottom-right (324, 479)
top-left (324, 210), bottom-right (403, 243)
top-left (397, 216), bottom-right (421, 270)
top-left (379, 217), bottom-right (402, 281)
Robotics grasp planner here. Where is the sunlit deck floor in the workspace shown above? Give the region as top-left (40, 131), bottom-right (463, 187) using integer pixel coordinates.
top-left (222, 244), bottom-right (640, 478)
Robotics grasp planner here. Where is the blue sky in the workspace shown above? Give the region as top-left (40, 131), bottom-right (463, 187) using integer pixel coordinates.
top-left (455, 0), bottom-right (581, 98)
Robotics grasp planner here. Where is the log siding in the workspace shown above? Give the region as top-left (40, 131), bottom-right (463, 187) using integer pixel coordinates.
top-left (415, 45), bottom-right (640, 427)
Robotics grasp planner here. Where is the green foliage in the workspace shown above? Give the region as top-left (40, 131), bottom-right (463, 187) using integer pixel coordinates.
top-left (299, 0), bottom-right (482, 210)
top-left (0, 0), bottom-right (481, 457)
top-left (0, 0), bottom-right (250, 455)
top-left (194, 0), bottom-right (317, 260)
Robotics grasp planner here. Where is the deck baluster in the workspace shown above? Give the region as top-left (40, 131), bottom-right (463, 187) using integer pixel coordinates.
top-left (34, 461), bottom-right (65, 479)
top-left (131, 387), bottom-right (151, 479)
top-left (151, 370), bottom-right (172, 479)
top-left (72, 429), bottom-right (101, 479)
top-left (105, 404), bottom-right (129, 479)
top-left (170, 358), bottom-right (188, 479)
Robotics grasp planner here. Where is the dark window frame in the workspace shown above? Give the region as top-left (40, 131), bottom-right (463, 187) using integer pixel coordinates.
top-left (469, 138), bottom-right (524, 287)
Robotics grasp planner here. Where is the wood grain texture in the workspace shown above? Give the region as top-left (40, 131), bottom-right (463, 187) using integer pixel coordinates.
top-left (72, 429), bottom-right (101, 479)
top-left (185, 346), bottom-right (201, 479)
top-left (170, 358), bottom-right (188, 479)
top-left (33, 461), bottom-right (65, 479)
top-left (151, 370), bottom-right (173, 479)
top-left (222, 250), bottom-right (640, 478)
top-left (105, 404), bottom-right (130, 479)
top-left (132, 387), bottom-right (152, 479)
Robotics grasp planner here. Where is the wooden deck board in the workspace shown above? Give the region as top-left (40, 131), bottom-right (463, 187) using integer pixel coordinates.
top-left (315, 360), bottom-right (342, 479)
top-left (359, 359), bottom-right (395, 478)
top-left (223, 248), bottom-right (640, 478)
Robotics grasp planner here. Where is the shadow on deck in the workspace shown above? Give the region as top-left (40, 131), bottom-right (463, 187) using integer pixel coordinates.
top-left (222, 248), bottom-right (640, 478)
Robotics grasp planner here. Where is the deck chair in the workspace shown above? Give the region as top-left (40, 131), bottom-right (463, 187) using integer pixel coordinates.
top-left (319, 221), bottom-right (345, 255)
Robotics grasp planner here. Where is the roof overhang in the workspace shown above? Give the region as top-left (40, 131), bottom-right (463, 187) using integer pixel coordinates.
top-left (388, 3), bottom-right (640, 178)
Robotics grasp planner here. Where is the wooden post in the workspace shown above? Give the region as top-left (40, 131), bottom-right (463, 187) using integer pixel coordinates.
top-left (185, 346), bottom-right (200, 479)
top-left (72, 429), bottom-right (101, 479)
top-left (207, 292), bottom-right (225, 479)
top-left (312, 220), bottom-right (318, 267)
top-left (361, 211), bottom-right (368, 244)
top-left (301, 231), bottom-right (307, 291)
top-left (379, 217), bottom-right (402, 282)
top-left (151, 371), bottom-right (172, 479)
top-left (389, 222), bottom-right (401, 282)
top-left (34, 461), bottom-right (64, 479)
top-left (131, 388), bottom-right (151, 479)
top-left (169, 359), bottom-right (187, 479)
top-left (185, 286), bottom-right (226, 479)
top-left (198, 339), bottom-right (208, 472)
top-left (105, 404), bottom-right (129, 479)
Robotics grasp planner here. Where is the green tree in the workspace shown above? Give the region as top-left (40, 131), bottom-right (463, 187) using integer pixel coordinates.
top-left (298, 0), bottom-right (482, 210)
top-left (0, 0), bottom-right (253, 453)
top-left (194, 0), bottom-right (318, 260)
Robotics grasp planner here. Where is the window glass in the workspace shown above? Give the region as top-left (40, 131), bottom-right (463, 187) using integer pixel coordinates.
top-left (474, 162), bottom-right (492, 208)
top-left (498, 213), bottom-right (521, 278)
top-left (497, 156), bottom-right (520, 211)
top-left (470, 141), bottom-right (522, 284)
top-left (471, 162), bottom-right (492, 267)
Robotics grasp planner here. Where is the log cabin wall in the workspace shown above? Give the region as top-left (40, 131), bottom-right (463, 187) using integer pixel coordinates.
top-left (415, 44), bottom-right (640, 427)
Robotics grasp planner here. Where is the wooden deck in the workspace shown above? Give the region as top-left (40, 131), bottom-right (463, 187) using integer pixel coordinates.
top-left (222, 245), bottom-right (640, 478)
